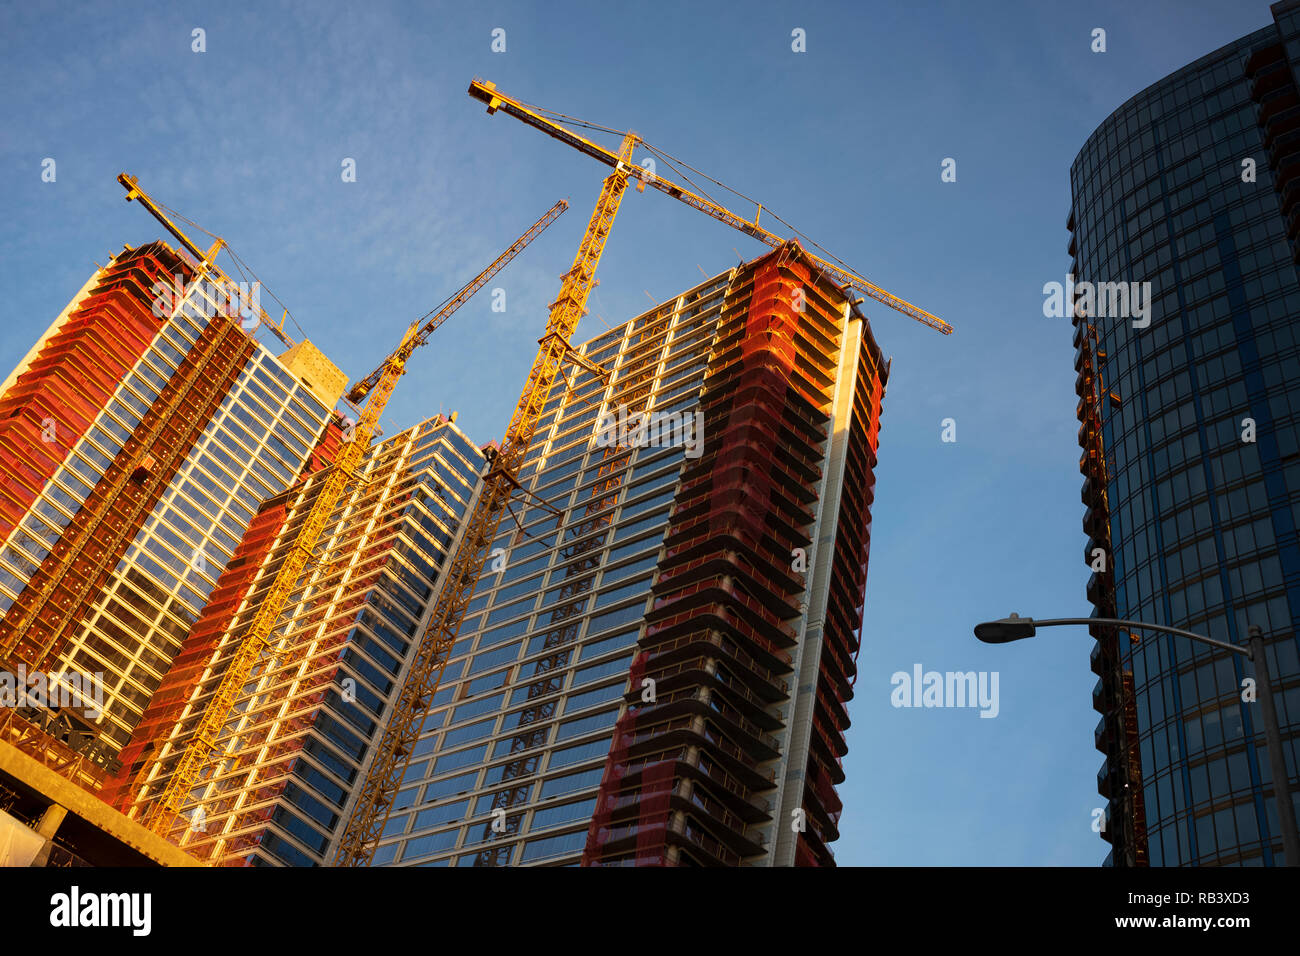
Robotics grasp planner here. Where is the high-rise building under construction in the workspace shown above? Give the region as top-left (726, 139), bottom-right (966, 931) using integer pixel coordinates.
top-left (359, 243), bottom-right (888, 867)
top-left (3, 232), bottom-right (890, 869)
top-left (0, 239), bottom-right (347, 803)
top-left (108, 415), bottom-right (484, 865)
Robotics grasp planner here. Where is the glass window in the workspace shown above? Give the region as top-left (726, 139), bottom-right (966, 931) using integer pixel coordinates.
top-left (611, 509), bottom-right (669, 543)
top-left (431, 744), bottom-right (488, 776)
top-left (593, 578), bottom-right (650, 610)
top-left (586, 603), bottom-right (645, 638)
top-left (462, 668), bottom-right (512, 696)
top-left (452, 693), bottom-right (505, 724)
top-left (602, 553), bottom-right (658, 586)
top-left (556, 708), bottom-right (618, 742)
top-left (547, 735), bottom-right (613, 771)
top-left (490, 573), bottom-right (546, 607)
top-left (423, 770), bottom-right (480, 801)
top-left (520, 829), bottom-right (588, 862)
top-left (530, 796), bottom-right (597, 832)
top-left (564, 681), bottom-right (625, 714)
top-left (485, 595), bottom-right (538, 628)
top-left (468, 641), bottom-right (523, 676)
top-left (401, 828), bottom-right (460, 861)
top-left (413, 799), bottom-right (470, 833)
top-left (539, 766), bottom-right (604, 800)
top-left (442, 718), bottom-right (496, 749)
top-left (580, 629), bottom-right (638, 662)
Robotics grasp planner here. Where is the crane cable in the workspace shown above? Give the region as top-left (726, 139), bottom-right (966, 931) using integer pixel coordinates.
top-left (512, 95), bottom-right (868, 283)
top-left (517, 98), bottom-right (865, 280)
top-left (640, 141), bottom-right (860, 277)
top-left (148, 195), bottom-right (310, 342)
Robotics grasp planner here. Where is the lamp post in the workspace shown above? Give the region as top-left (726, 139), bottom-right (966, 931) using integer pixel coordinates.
top-left (974, 614), bottom-right (1299, 867)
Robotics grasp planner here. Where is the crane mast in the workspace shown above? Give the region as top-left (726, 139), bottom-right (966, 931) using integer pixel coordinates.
top-left (134, 200), bottom-right (567, 837)
top-left (333, 134), bottom-right (638, 865)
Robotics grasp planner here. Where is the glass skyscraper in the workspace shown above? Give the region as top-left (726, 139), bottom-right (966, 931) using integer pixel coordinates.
top-left (1071, 0), bottom-right (1300, 866)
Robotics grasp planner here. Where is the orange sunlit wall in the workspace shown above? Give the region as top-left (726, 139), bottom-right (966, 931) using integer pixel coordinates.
top-left (0, 245), bottom-right (186, 545)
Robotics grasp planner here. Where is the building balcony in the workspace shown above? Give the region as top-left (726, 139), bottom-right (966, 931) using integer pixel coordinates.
top-left (1082, 505), bottom-right (1107, 540)
top-left (678, 788), bottom-right (767, 858)
top-left (1250, 63), bottom-right (1290, 101)
top-left (627, 687), bottom-right (781, 760)
top-left (1257, 87), bottom-right (1300, 127)
top-left (1081, 474), bottom-right (1103, 508)
top-left (689, 754), bottom-right (772, 818)
top-left (1245, 43), bottom-right (1285, 79)
top-left (644, 607), bottom-right (794, 675)
top-left (1086, 570), bottom-right (1112, 606)
top-left (673, 819), bottom-right (744, 866)
top-left (1262, 101), bottom-right (1300, 149)
top-left (1095, 715), bottom-right (1110, 752)
top-left (1090, 639), bottom-right (1106, 678)
top-left (1268, 124), bottom-right (1300, 171)
top-left (640, 630), bottom-right (790, 705)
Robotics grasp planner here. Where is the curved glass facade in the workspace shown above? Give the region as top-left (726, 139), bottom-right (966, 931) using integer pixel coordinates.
top-left (1069, 11), bottom-right (1300, 866)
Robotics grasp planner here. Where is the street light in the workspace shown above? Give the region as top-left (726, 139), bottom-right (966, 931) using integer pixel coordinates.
top-left (975, 614), bottom-right (1299, 867)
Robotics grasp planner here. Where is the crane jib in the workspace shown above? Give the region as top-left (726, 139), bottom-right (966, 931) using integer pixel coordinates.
top-left (465, 79), bottom-right (949, 336)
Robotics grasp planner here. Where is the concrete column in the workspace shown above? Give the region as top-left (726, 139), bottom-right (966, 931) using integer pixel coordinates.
top-left (28, 803), bottom-right (67, 867)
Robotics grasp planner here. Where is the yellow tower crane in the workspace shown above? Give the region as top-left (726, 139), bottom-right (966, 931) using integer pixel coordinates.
top-left (332, 79), bottom-right (950, 866)
top-left (118, 173), bottom-right (301, 348)
top-left (136, 198), bottom-right (569, 836)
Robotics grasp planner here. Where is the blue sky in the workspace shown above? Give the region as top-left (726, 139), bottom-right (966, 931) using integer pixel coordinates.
top-left (0, 0), bottom-right (1271, 865)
